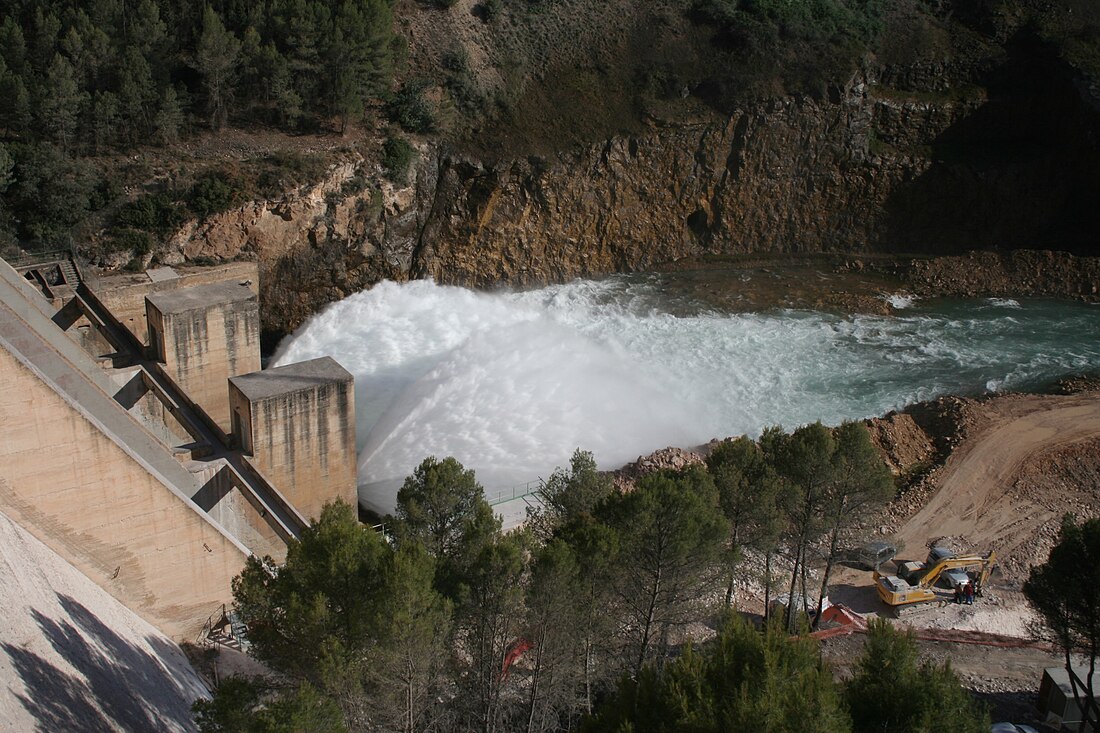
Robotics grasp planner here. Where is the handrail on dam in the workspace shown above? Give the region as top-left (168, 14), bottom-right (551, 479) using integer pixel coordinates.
top-left (71, 281), bottom-right (309, 544)
top-left (485, 481), bottom-right (542, 507)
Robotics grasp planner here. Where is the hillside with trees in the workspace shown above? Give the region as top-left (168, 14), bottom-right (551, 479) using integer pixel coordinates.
top-left (190, 422), bottom-right (942, 732)
top-left (1, 0), bottom-right (1099, 269)
top-left (0, 0), bottom-right (399, 258)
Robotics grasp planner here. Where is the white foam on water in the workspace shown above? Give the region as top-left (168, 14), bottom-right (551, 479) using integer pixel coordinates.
top-left (881, 292), bottom-right (918, 309)
top-left (987, 298), bottom-right (1022, 308)
top-left (274, 279), bottom-right (1100, 514)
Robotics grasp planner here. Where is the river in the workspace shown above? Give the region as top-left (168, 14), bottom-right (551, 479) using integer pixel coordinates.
top-left (272, 274), bottom-right (1100, 514)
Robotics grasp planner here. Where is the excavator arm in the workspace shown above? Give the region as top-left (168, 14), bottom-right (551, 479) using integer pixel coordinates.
top-left (913, 552), bottom-right (997, 589)
top-left (873, 551), bottom-right (996, 609)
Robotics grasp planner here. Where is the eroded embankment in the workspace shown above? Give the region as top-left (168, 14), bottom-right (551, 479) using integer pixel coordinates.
top-left (612, 382), bottom-right (1100, 589)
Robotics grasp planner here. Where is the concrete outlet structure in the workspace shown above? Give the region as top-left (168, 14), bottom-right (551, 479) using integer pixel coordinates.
top-left (229, 357), bottom-right (358, 524)
top-left (0, 256), bottom-right (358, 641)
top-left (146, 281), bottom-right (261, 434)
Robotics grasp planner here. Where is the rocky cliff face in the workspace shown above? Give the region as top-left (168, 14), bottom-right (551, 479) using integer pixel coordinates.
top-left (166, 37), bottom-right (1100, 345)
top-left (414, 72), bottom-right (960, 287)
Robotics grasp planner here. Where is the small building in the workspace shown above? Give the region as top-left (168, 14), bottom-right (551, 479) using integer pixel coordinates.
top-left (1038, 665), bottom-right (1099, 731)
top-left (228, 357), bottom-right (358, 523)
top-left (146, 281), bottom-right (260, 433)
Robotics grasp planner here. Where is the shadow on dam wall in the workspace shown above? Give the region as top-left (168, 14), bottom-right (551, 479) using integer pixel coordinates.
top-left (2, 594), bottom-right (200, 732)
top-left (882, 31), bottom-right (1100, 257)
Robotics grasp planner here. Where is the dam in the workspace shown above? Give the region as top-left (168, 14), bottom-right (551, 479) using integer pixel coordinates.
top-left (0, 252), bottom-right (358, 641)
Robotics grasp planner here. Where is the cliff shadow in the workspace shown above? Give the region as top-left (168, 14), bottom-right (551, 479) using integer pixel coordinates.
top-left (880, 31), bottom-right (1100, 256)
top-left (1, 594), bottom-right (202, 732)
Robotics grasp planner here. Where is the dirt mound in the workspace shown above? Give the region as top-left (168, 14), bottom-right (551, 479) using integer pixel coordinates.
top-left (887, 391), bottom-right (1100, 585)
top-left (995, 436), bottom-right (1100, 580)
top-left (864, 411), bottom-right (937, 475)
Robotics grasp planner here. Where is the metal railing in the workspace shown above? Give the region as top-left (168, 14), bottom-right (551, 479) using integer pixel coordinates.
top-left (485, 480), bottom-right (542, 506)
top-left (3, 246), bottom-right (74, 269)
top-left (198, 603), bottom-right (250, 652)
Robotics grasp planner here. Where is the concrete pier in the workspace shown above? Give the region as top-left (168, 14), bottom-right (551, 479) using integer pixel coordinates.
top-left (229, 357), bottom-right (358, 523)
top-left (146, 282), bottom-right (261, 434)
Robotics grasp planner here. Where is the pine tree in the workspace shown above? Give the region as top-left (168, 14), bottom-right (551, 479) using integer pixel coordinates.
top-left (39, 53), bottom-right (84, 149)
top-left (126, 0), bottom-right (168, 65)
top-left (60, 10), bottom-right (113, 88)
top-left (847, 619), bottom-right (988, 733)
top-left (31, 8), bottom-right (61, 73)
top-left (0, 57), bottom-right (32, 133)
top-left (707, 435), bottom-right (783, 607)
top-left (0, 143), bottom-right (13, 196)
top-left (527, 448), bottom-right (612, 539)
top-left (92, 90), bottom-right (119, 152)
top-left (328, 0), bottom-right (396, 130)
top-left (154, 86), bottom-right (184, 146)
top-left (813, 421), bottom-right (894, 622)
top-left (768, 422), bottom-right (836, 630)
top-left (195, 5), bottom-right (241, 131)
top-left (0, 16), bottom-right (28, 76)
top-left (455, 531), bottom-right (527, 733)
top-left (367, 544), bottom-right (453, 733)
top-left (600, 466), bottom-right (728, 675)
top-left (588, 615), bottom-right (849, 733)
top-left (1024, 516), bottom-right (1100, 732)
top-left (393, 455), bottom-right (500, 599)
top-left (231, 501), bottom-right (389, 688)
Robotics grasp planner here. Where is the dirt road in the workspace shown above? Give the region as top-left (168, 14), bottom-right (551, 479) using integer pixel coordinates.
top-left (895, 391), bottom-right (1100, 581)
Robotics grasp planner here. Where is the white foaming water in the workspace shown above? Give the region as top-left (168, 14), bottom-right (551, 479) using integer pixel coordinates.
top-left (274, 278), bottom-right (1100, 514)
top-left (881, 292), bottom-right (918, 309)
top-left (987, 297), bottom-right (1022, 309)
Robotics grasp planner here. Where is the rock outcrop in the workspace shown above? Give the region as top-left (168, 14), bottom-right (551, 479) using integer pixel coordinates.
top-left (164, 37), bottom-right (1100, 343)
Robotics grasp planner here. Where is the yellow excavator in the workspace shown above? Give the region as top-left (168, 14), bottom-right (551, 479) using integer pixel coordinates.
top-left (873, 550), bottom-right (997, 612)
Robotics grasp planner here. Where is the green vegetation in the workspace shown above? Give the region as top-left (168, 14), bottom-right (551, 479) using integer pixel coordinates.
top-left (587, 615), bottom-right (851, 733)
top-left (687, 0), bottom-right (889, 100)
top-left (0, 0), bottom-right (1097, 253)
top-left (0, 0), bottom-right (397, 252)
top-left (385, 81), bottom-right (437, 135)
top-left (192, 423), bottom-right (980, 732)
top-left (847, 619), bottom-right (989, 733)
top-left (92, 155), bottom-right (326, 260)
top-left (188, 171), bottom-right (244, 219)
top-left (381, 136), bottom-right (416, 184)
top-left (0, 0), bottom-right (397, 144)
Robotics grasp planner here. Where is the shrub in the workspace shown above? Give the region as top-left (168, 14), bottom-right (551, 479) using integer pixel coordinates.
top-left (381, 136), bottom-right (416, 184)
top-left (189, 171), bottom-right (243, 219)
top-left (341, 173), bottom-right (369, 196)
top-left (107, 228), bottom-right (156, 256)
top-left (114, 192), bottom-right (186, 235)
top-left (385, 81), bottom-right (437, 134)
top-left (254, 152), bottom-right (328, 198)
top-left (481, 0), bottom-right (503, 21)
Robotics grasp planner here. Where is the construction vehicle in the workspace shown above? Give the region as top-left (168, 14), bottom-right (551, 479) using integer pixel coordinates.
top-left (873, 550), bottom-right (997, 613)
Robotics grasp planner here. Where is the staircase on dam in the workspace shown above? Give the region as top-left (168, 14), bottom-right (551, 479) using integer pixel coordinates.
top-left (0, 253), bottom-right (371, 640)
top-left (0, 262), bottom-right (209, 502)
top-left (0, 260), bottom-right (257, 637)
top-left (71, 282), bottom-right (308, 544)
top-left (0, 259), bottom-right (307, 546)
